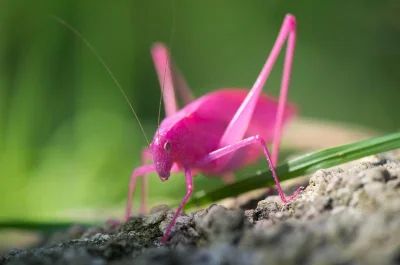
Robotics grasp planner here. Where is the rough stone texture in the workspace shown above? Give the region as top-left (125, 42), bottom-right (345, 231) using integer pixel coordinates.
top-left (1, 152), bottom-right (399, 265)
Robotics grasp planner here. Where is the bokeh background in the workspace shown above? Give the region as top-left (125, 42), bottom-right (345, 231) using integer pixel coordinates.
top-left (0, 0), bottom-right (399, 227)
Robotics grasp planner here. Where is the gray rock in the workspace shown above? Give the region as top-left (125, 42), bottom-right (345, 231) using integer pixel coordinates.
top-left (2, 153), bottom-right (400, 265)
top-left (194, 204), bottom-right (252, 245)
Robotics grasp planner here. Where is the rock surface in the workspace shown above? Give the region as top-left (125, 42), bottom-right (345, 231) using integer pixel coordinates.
top-left (1, 152), bottom-right (399, 265)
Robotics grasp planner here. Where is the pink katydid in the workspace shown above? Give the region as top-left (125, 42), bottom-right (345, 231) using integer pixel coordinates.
top-left (126, 14), bottom-right (304, 244)
top-left (52, 12), bottom-right (303, 244)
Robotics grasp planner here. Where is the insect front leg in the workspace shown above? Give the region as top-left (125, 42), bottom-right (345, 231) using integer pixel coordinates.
top-left (125, 163), bottom-right (183, 220)
top-left (125, 164), bottom-right (156, 220)
top-left (218, 14), bottom-right (297, 168)
top-left (198, 135), bottom-right (304, 204)
top-left (161, 164), bottom-right (193, 244)
top-left (139, 148), bottom-right (153, 215)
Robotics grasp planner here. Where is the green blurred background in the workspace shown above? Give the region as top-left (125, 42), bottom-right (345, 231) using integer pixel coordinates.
top-left (0, 0), bottom-right (399, 222)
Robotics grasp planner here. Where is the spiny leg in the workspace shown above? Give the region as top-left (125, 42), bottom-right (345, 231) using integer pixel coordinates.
top-left (218, 14), bottom-right (297, 168)
top-left (169, 52), bottom-right (195, 104)
top-left (199, 135), bottom-right (304, 204)
top-left (139, 148), bottom-right (153, 215)
top-left (106, 162), bottom-right (156, 226)
top-left (271, 15), bottom-right (296, 166)
top-left (126, 163), bottom-right (183, 220)
top-left (107, 164), bottom-right (157, 227)
top-left (161, 165), bottom-right (193, 244)
top-left (125, 165), bottom-right (156, 220)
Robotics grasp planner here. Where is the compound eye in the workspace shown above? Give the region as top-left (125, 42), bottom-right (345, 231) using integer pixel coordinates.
top-left (164, 141), bottom-right (171, 153)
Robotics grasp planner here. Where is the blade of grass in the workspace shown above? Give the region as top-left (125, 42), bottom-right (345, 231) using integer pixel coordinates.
top-left (1, 132), bottom-right (399, 232)
top-left (0, 220), bottom-right (96, 234)
top-left (182, 131), bottom-right (400, 208)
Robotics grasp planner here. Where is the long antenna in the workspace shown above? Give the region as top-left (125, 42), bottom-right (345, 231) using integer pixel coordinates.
top-left (50, 15), bottom-right (150, 146)
top-left (157, 0), bottom-right (176, 136)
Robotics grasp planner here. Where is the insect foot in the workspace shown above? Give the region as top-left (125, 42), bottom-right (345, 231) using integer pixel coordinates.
top-left (283, 185), bottom-right (305, 203)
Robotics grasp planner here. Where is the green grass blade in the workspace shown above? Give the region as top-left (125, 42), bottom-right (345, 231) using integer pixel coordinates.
top-left (183, 131), bottom-right (400, 208)
top-left (0, 220), bottom-right (95, 233)
top-left (1, 132), bottom-right (399, 232)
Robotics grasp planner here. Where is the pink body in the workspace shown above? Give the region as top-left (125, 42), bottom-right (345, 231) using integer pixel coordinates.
top-left (125, 14), bottom-right (304, 244)
top-left (155, 89), bottom-right (296, 175)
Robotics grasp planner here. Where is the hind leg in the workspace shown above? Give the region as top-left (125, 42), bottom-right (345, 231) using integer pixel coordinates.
top-left (218, 14), bottom-right (297, 168)
top-left (271, 16), bottom-right (296, 166)
top-left (151, 43), bottom-right (195, 116)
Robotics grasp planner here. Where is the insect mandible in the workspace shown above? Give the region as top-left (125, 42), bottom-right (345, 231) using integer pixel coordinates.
top-left (126, 14), bottom-right (304, 243)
